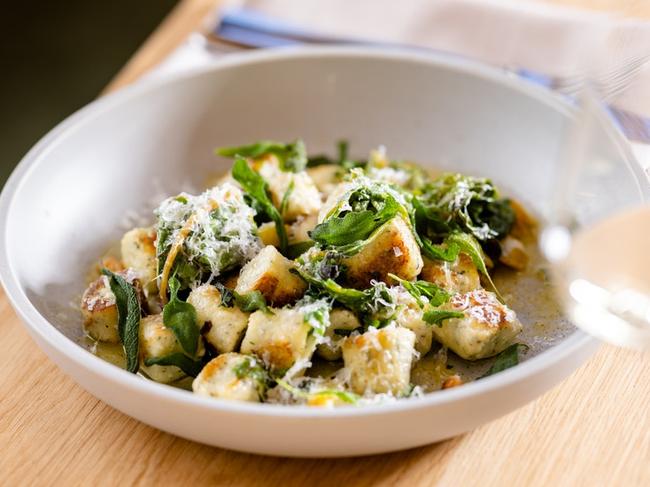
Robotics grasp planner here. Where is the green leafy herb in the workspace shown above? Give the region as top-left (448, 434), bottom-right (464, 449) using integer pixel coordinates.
top-left (144, 353), bottom-right (204, 377)
top-left (217, 139), bottom-right (307, 172)
top-left (415, 173), bottom-right (515, 242)
top-left (213, 281), bottom-right (235, 307)
top-left (174, 195), bottom-right (188, 204)
top-left (285, 241), bottom-right (315, 259)
top-left (298, 297), bottom-right (331, 338)
top-left (279, 179), bottom-right (295, 218)
top-left (310, 209), bottom-right (383, 246)
top-left (232, 157), bottom-right (288, 251)
top-left (155, 225), bottom-right (172, 282)
top-left (101, 269), bottom-right (141, 373)
top-left (163, 276), bottom-right (200, 357)
top-left (214, 282), bottom-right (271, 314)
top-left (310, 187), bottom-right (406, 251)
top-left (479, 343), bottom-right (529, 378)
top-left (306, 139), bottom-right (362, 168)
top-left (365, 317), bottom-right (395, 329)
top-left (233, 357), bottom-right (268, 383)
top-left (294, 268), bottom-right (368, 312)
top-left (420, 237), bottom-right (461, 262)
top-left (232, 356), bottom-right (269, 399)
top-left (154, 188), bottom-right (260, 292)
top-left (316, 279), bottom-right (368, 311)
top-left (333, 328), bottom-right (356, 337)
top-left (294, 266), bottom-right (396, 327)
top-left (275, 378), bottom-right (358, 405)
top-left (422, 309), bottom-right (465, 326)
top-left (337, 140), bottom-right (349, 164)
top-left (387, 273), bottom-right (450, 308)
top-left (234, 290), bottom-right (271, 314)
top-left (416, 231), bottom-right (503, 301)
top-left (446, 232), bottom-right (503, 301)
top-left (305, 154), bottom-right (334, 167)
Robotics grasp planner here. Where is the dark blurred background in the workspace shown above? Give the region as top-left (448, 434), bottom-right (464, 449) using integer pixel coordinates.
top-left (0, 0), bottom-right (178, 187)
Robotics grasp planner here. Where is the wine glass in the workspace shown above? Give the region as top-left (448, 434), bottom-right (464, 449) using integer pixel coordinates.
top-left (540, 8), bottom-right (650, 350)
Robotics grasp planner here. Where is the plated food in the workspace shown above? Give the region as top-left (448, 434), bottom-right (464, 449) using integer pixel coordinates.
top-left (7, 48), bottom-right (637, 454)
top-left (81, 139), bottom-right (538, 407)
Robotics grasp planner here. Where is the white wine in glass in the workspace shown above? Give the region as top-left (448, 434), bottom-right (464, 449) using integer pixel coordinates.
top-left (549, 206), bottom-right (650, 350)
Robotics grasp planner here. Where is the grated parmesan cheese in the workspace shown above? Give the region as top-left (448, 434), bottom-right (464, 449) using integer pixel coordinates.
top-left (366, 166), bottom-right (412, 187)
top-left (296, 296), bottom-right (331, 344)
top-left (154, 182), bottom-right (262, 285)
top-left (82, 275), bottom-right (115, 311)
top-left (365, 280), bottom-right (398, 315)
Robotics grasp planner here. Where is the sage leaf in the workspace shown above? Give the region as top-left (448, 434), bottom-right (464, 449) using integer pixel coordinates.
top-left (144, 353), bottom-right (204, 377)
top-left (101, 269), bottom-right (141, 373)
top-left (163, 276), bottom-right (200, 357)
top-left (480, 343), bottom-right (528, 378)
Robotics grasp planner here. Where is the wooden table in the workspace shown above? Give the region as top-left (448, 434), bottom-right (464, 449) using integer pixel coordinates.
top-left (2, 1), bottom-right (649, 484)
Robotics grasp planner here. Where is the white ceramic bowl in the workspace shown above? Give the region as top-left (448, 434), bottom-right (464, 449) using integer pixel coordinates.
top-left (1, 47), bottom-right (647, 457)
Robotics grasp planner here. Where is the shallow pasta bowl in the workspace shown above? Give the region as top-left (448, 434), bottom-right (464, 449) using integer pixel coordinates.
top-left (0, 47), bottom-right (647, 457)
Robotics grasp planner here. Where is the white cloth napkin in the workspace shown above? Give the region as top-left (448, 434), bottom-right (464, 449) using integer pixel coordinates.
top-left (147, 0), bottom-right (650, 170)
top-left (222, 0), bottom-right (650, 115)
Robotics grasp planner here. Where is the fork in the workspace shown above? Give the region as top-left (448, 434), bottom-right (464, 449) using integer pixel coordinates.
top-left (207, 8), bottom-right (650, 145)
top-left (552, 52), bottom-right (650, 100)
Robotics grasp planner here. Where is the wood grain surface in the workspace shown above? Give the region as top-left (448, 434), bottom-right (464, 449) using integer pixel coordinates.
top-left (2, 0), bottom-right (650, 485)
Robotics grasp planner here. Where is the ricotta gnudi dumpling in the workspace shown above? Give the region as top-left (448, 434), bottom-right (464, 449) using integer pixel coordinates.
top-left (187, 284), bottom-right (249, 354)
top-left (341, 326), bottom-right (416, 396)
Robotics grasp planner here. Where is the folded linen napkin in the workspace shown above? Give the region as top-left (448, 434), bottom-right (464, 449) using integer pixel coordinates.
top-left (221, 0), bottom-right (650, 115)
top-left (147, 0), bottom-right (650, 170)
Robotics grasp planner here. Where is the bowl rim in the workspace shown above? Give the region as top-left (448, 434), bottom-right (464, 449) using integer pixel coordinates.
top-left (0, 45), bottom-right (625, 419)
